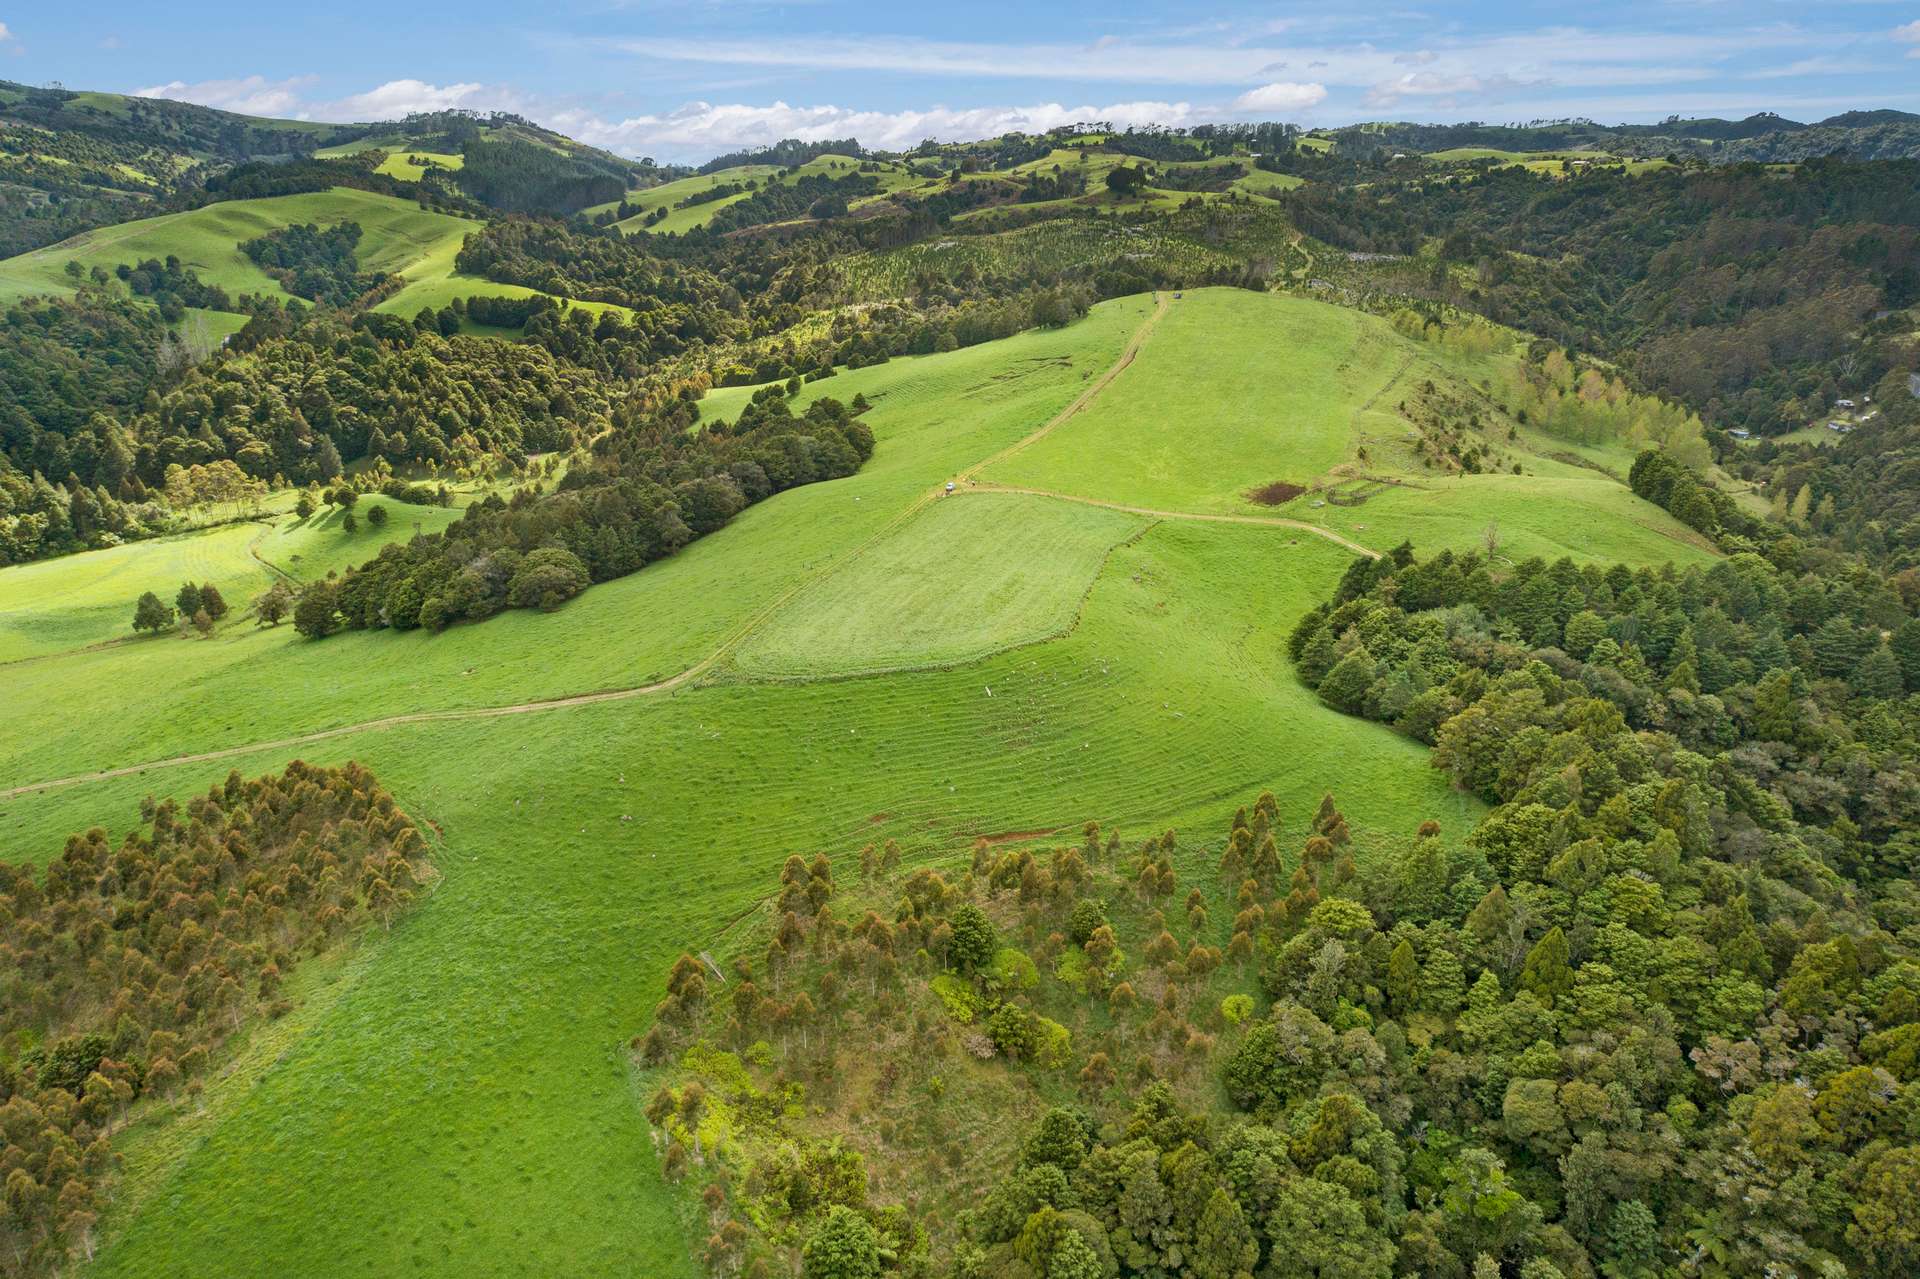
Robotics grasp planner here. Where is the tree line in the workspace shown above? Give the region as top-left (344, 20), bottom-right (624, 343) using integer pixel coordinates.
top-left (290, 388), bottom-right (874, 637)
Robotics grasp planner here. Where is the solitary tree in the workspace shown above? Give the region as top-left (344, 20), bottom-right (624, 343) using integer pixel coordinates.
top-left (133, 592), bottom-right (174, 634)
top-left (254, 582), bottom-right (294, 627)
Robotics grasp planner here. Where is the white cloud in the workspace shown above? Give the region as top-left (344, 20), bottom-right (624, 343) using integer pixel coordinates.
top-left (134, 75), bottom-right (318, 118)
top-left (1232, 82), bottom-right (1328, 112)
top-left (0, 23), bottom-right (13, 42)
top-left (1365, 71), bottom-right (1532, 109)
top-left (557, 98), bottom-right (1205, 157)
top-left (1898, 19), bottom-right (1920, 55)
top-left (328, 79), bottom-right (496, 119)
top-left (129, 75), bottom-right (535, 124)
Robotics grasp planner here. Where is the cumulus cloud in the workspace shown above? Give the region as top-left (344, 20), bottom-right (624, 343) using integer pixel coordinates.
top-left (129, 76), bottom-right (535, 124)
top-left (134, 75), bottom-right (318, 118)
top-left (328, 79), bottom-right (498, 119)
top-left (1232, 82), bottom-right (1327, 112)
top-left (558, 98), bottom-right (1204, 157)
top-left (1898, 19), bottom-right (1920, 57)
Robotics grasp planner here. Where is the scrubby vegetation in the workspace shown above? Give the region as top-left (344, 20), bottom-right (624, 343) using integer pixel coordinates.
top-left (0, 761), bottom-right (430, 1274)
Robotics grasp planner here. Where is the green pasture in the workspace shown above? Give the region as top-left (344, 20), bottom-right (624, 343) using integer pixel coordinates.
top-left (0, 287), bottom-right (1716, 1277)
top-left (0, 189), bottom-right (484, 307)
top-left (373, 150), bottom-right (465, 181)
top-left (0, 499), bottom-right (466, 664)
top-left (604, 155), bottom-right (921, 235)
top-left (985, 288), bottom-right (1384, 510)
top-left (0, 297), bottom-right (1155, 789)
top-left (728, 490), bottom-right (1147, 679)
top-left (0, 187), bottom-right (633, 323)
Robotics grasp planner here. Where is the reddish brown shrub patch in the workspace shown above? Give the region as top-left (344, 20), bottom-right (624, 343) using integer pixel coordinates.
top-left (1246, 481), bottom-right (1306, 506)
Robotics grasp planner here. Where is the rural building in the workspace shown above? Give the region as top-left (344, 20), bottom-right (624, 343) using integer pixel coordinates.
top-left (1728, 428), bottom-right (1751, 439)
top-left (1836, 398), bottom-right (1856, 408)
top-left (1828, 421), bottom-right (1852, 433)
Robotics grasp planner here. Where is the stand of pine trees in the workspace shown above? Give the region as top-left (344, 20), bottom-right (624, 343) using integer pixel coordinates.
top-left (0, 761), bottom-right (431, 1274)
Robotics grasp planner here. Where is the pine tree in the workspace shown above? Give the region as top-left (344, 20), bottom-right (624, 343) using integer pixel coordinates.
top-left (1520, 926), bottom-right (1573, 1007)
top-left (1387, 939), bottom-right (1422, 1013)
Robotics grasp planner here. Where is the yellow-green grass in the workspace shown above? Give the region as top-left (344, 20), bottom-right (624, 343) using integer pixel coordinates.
top-left (372, 150), bottom-right (465, 181)
top-left (1231, 168), bottom-right (1306, 198)
top-left (985, 288), bottom-right (1389, 511)
top-left (589, 164), bottom-right (782, 229)
top-left (0, 288), bottom-right (1715, 1277)
top-left (615, 155), bottom-right (921, 234)
top-left (1301, 474), bottom-right (1719, 567)
top-left (0, 189), bottom-right (483, 306)
top-left (728, 490), bottom-right (1148, 679)
top-left (0, 500), bottom-right (464, 664)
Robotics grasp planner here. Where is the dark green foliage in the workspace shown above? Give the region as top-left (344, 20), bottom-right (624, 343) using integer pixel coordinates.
top-left (302, 395), bottom-right (872, 635)
top-left (0, 290), bottom-right (162, 481)
top-left (454, 137), bottom-right (627, 216)
top-left (698, 138), bottom-right (863, 174)
top-left (1284, 159), bottom-right (1920, 439)
top-left (241, 220), bottom-right (384, 306)
top-left (947, 903), bottom-right (997, 972)
top-left (131, 590), bottom-right (173, 634)
top-left (702, 172), bottom-right (880, 235)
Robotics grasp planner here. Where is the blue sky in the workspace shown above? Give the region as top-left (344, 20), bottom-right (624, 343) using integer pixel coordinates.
top-left (5, 3), bottom-right (1920, 161)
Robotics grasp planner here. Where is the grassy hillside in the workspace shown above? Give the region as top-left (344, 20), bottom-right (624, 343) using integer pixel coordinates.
top-left (0, 187), bottom-right (633, 323)
top-left (0, 288), bottom-right (1715, 1278)
top-left (604, 154), bottom-right (919, 235)
top-left (985, 290), bottom-right (1383, 510)
top-left (728, 490), bottom-right (1148, 679)
top-left (0, 498), bottom-right (465, 664)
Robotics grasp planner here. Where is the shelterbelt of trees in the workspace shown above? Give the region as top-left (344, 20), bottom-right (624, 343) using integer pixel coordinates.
top-left (291, 385), bottom-right (874, 637)
top-left (635, 546), bottom-right (1920, 1279)
top-left (0, 761), bottom-right (431, 1274)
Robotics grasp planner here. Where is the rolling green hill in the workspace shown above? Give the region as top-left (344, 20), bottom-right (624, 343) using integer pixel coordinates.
top-left (0, 187), bottom-right (635, 323)
top-left (0, 286), bottom-right (1723, 1277)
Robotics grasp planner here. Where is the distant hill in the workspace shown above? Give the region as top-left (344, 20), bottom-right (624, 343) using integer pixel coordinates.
top-left (0, 83), bottom-right (677, 255)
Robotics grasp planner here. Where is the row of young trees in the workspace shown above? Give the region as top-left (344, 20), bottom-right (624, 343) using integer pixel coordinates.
top-left (0, 761), bottom-right (431, 1275)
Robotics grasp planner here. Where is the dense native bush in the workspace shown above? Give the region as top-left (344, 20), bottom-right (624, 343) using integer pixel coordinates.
top-left (1282, 159), bottom-right (1920, 438)
top-left (452, 137), bottom-right (628, 216)
top-left (240, 220), bottom-right (385, 307)
top-left (631, 535), bottom-right (1920, 1279)
top-left (295, 389), bottom-right (873, 636)
top-left (0, 761), bottom-right (430, 1274)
